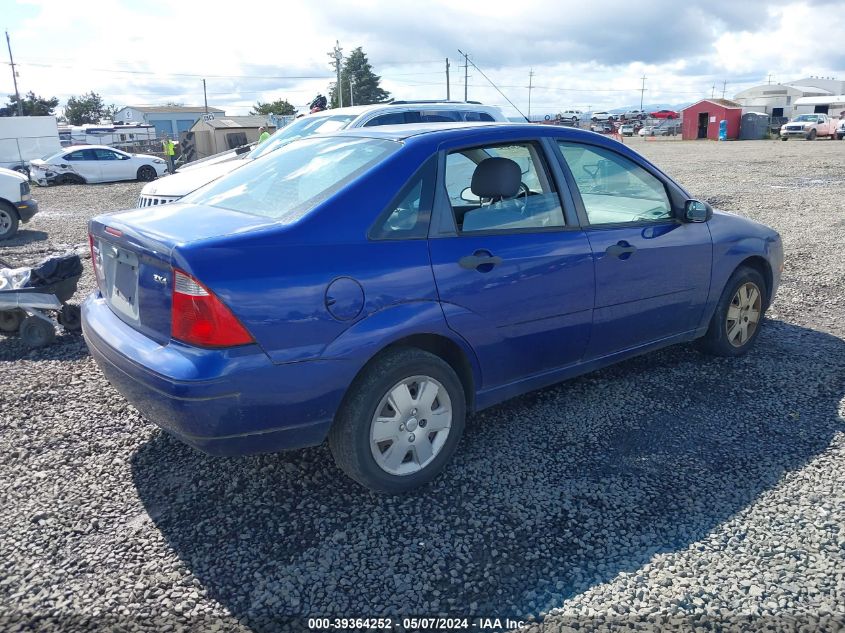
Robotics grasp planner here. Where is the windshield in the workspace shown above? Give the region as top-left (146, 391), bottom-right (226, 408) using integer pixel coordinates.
top-left (184, 136), bottom-right (399, 221)
top-left (794, 115), bottom-right (819, 122)
top-left (41, 150), bottom-right (65, 161)
top-left (247, 114), bottom-right (358, 160)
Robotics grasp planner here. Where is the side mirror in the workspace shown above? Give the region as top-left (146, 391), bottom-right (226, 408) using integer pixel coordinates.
top-left (684, 199), bottom-right (712, 222)
top-left (460, 187), bottom-right (481, 203)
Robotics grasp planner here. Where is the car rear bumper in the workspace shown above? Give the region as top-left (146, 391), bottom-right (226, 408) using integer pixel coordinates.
top-left (81, 293), bottom-right (346, 456)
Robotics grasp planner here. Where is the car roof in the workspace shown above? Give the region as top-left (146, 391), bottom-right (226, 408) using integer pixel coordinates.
top-left (61, 144), bottom-right (125, 152)
top-left (305, 101), bottom-right (504, 120)
top-left (321, 122), bottom-right (625, 148)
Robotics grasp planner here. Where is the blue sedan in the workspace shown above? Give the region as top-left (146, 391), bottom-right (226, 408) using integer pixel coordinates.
top-left (82, 123), bottom-right (783, 493)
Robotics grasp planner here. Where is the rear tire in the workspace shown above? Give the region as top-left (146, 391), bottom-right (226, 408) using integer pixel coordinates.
top-left (328, 348), bottom-right (466, 494)
top-left (59, 174), bottom-right (84, 185)
top-left (697, 266), bottom-right (767, 357)
top-left (19, 316), bottom-right (56, 348)
top-left (0, 203), bottom-right (19, 240)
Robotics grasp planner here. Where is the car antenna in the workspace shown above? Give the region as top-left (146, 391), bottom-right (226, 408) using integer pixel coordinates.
top-left (457, 49), bottom-right (530, 122)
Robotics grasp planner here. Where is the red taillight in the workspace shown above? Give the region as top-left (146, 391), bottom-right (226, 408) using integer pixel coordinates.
top-left (89, 232), bottom-right (104, 293)
top-left (171, 269), bottom-right (253, 348)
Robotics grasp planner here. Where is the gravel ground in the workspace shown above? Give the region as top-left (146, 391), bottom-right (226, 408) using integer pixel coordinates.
top-left (1, 139), bottom-right (843, 632)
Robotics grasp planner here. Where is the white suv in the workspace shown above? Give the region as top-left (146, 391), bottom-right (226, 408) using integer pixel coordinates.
top-left (137, 101), bottom-right (506, 208)
top-left (590, 111), bottom-right (615, 122)
top-left (559, 110), bottom-right (582, 123)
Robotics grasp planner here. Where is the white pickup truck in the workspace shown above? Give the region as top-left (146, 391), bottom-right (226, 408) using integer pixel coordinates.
top-left (780, 113), bottom-right (839, 140)
top-left (0, 167), bottom-right (38, 240)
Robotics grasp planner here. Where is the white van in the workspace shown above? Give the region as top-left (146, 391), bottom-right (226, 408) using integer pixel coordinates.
top-left (137, 101), bottom-right (507, 208)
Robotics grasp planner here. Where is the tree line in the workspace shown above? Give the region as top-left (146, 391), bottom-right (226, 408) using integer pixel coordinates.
top-left (0, 46), bottom-right (390, 123)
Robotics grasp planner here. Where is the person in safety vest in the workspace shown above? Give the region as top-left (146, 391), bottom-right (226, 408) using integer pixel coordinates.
top-left (257, 126), bottom-right (270, 143)
top-left (161, 134), bottom-right (176, 173)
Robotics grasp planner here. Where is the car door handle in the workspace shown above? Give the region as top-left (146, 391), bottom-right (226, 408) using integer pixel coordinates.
top-left (605, 241), bottom-right (637, 258)
top-left (458, 252), bottom-right (503, 270)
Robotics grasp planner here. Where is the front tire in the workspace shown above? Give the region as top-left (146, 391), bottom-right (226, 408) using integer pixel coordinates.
top-left (328, 348), bottom-right (466, 493)
top-left (806, 129), bottom-right (817, 140)
top-left (698, 266), bottom-right (767, 357)
top-left (0, 203), bottom-right (19, 240)
top-left (137, 166), bottom-right (157, 182)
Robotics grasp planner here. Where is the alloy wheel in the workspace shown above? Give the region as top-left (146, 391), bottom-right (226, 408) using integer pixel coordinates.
top-left (726, 282), bottom-right (762, 347)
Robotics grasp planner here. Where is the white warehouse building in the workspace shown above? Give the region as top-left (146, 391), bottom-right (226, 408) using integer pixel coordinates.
top-left (733, 76), bottom-right (845, 118)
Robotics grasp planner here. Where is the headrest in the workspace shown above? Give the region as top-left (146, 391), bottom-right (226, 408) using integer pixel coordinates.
top-left (471, 157), bottom-right (521, 199)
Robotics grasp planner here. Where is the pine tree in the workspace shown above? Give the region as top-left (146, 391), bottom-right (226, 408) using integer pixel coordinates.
top-left (328, 47), bottom-right (390, 108)
top-left (250, 99), bottom-right (296, 116)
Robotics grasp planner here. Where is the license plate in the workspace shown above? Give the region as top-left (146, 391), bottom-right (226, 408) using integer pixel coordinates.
top-left (114, 260), bottom-right (136, 306)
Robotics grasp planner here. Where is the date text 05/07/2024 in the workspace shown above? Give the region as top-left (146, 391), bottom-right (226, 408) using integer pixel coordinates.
top-left (306, 616), bottom-right (526, 630)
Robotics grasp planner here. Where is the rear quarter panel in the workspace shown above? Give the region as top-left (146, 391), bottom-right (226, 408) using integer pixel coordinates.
top-left (175, 141), bottom-right (452, 368)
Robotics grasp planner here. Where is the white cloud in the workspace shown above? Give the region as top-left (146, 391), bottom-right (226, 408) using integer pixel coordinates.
top-left (2, 0), bottom-right (843, 117)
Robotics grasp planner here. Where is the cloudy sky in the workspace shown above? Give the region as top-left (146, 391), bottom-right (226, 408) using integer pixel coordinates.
top-left (3, 0), bottom-right (844, 119)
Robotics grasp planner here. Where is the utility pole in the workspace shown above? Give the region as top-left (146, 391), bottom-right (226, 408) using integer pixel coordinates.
top-left (711, 84), bottom-right (716, 99)
top-left (445, 57), bottom-right (450, 100)
top-left (767, 74), bottom-right (773, 85)
top-left (5, 30), bottom-right (23, 116)
top-left (349, 76), bottom-right (354, 107)
top-left (527, 68), bottom-right (534, 121)
top-left (639, 75), bottom-right (647, 111)
top-left (331, 40), bottom-right (343, 108)
top-left (202, 79), bottom-right (208, 115)
top-left (721, 80), bottom-right (727, 99)
top-left (463, 51), bottom-right (469, 101)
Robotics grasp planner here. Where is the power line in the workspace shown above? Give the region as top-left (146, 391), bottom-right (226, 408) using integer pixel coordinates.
top-left (458, 49), bottom-right (528, 121)
top-left (5, 60), bottom-right (332, 80)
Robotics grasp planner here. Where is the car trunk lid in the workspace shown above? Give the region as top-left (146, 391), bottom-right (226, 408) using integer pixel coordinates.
top-left (89, 202), bottom-right (275, 344)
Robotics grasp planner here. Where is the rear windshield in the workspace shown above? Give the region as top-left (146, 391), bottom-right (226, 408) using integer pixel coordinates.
top-left (248, 114), bottom-right (358, 160)
top-left (184, 136), bottom-right (399, 221)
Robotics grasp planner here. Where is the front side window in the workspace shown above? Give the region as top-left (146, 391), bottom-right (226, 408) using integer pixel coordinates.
top-left (185, 137), bottom-right (400, 222)
top-left (420, 110), bottom-right (461, 123)
top-left (463, 112), bottom-right (496, 122)
top-left (444, 142), bottom-right (565, 233)
top-left (557, 142), bottom-right (671, 225)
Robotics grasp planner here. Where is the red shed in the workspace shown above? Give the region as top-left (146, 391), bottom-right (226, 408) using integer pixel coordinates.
top-left (681, 99), bottom-right (742, 140)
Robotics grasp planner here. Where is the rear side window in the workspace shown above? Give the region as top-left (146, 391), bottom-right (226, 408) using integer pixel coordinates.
top-left (65, 150), bottom-right (95, 161)
top-left (185, 137), bottom-right (400, 222)
top-left (370, 157), bottom-right (436, 240)
top-left (364, 113), bottom-right (407, 127)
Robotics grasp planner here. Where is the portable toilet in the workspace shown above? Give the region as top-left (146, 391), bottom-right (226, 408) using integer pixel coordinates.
top-left (739, 112), bottom-right (770, 140)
